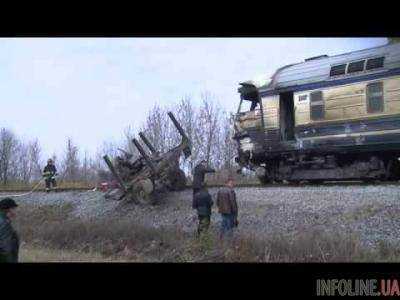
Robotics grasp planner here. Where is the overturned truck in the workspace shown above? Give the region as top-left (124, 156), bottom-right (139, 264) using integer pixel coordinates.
top-left (103, 112), bottom-right (191, 204)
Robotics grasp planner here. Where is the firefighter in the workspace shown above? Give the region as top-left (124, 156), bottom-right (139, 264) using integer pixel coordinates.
top-left (43, 159), bottom-right (58, 192)
top-left (0, 198), bottom-right (19, 263)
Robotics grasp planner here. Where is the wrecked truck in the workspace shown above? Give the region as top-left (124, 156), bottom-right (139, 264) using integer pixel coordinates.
top-left (103, 112), bottom-right (191, 204)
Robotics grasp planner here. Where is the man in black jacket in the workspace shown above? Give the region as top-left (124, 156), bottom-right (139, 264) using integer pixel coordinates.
top-left (192, 160), bottom-right (215, 195)
top-left (0, 198), bottom-right (19, 263)
top-left (43, 159), bottom-right (58, 192)
top-left (192, 187), bottom-right (213, 236)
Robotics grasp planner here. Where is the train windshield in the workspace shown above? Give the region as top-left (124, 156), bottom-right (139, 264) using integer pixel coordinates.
top-left (238, 99), bottom-right (259, 113)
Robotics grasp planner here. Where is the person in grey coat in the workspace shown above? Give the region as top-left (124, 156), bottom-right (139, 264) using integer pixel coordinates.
top-left (216, 178), bottom-right (238, 239)
top-left (0, 198), bottom-right (19, 263)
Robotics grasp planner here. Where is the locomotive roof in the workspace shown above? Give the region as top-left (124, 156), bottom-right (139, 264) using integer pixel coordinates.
top-left (241, 42), bottom-right (400, 96)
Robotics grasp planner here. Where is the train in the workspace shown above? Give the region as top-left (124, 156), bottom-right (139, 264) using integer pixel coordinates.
top-left (233, 42), bottom-right (400, 183)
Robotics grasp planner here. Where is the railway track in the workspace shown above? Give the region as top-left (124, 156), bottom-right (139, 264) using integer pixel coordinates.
top-left (0, 181), bottom-right (400, 196)
top-left (1, 180), bottom-right (399, 195)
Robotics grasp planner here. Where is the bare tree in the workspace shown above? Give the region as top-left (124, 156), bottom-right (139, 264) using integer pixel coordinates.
top-left (81, 150), bottom-right (89, 182)
top-left (197, 93), bottom-right (221, 167)
top-left (0, 128), bottom-right (18, 185)
top-left (220, 112), bottom-right (236, 169)
top-left (122, 125), bottom-right (139, 158)
top-left (62, 137), bottom-right (80, 181)
top-left (28, 139), bottom-right (43, 181)
top-left (15, 141), bottom-right (31, 183)
top-left (141, 104), bottom-right (167, 153)
top-left (100, 140), bottom-right (119, 159)
top-left (177, 96), bottom-right (198, 175)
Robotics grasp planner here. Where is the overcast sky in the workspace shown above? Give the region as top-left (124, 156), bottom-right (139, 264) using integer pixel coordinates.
top-left (0, 37), bottom-right (388, 159)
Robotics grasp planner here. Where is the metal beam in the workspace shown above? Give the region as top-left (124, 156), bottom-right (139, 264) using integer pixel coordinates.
top-left (138, 132), bottom-right (157, 154)
top-left (102, 155), bottom-right (127, 193)
top-left (132, 138), bottom-right (157, 174)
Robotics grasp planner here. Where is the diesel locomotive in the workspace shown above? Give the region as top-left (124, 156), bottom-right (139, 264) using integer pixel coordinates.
top-left (233, 42), bottom-right (400, 183)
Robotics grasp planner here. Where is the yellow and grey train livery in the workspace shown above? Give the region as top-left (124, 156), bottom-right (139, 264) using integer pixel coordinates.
top-left (233, 42), bottom-right (400, 183)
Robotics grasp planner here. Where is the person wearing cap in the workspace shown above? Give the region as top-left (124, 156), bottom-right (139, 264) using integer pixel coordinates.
top-left (43, 159), bottom-right (58, 192)
top-left (0, 198), bottom-right (19, 263)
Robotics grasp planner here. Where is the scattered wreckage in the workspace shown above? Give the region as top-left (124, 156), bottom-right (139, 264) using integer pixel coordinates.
top-left (103, 112), bottom-right (191, 204)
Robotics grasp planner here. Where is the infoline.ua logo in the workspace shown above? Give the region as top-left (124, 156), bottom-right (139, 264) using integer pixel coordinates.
top-left (316, 279), bottom-right (400, 296)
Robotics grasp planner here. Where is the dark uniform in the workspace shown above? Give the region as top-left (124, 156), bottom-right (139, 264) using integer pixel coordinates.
top-left (43, 163), bottom-right (57, 191)
top-left (192, 188), bottom-right (213, 235)
top-left (192, 162), bottom-right (215, 195)
top-left (0, 199), bottom-right (19, 263)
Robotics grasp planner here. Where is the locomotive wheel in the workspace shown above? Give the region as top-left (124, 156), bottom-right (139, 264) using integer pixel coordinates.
top-left (309, 179), bottom-right (324, 184)
top-left (363, 178), bottom-right (377, 184)
top-left (288, 180), bottom-right (301, 185)
top-left (386, 159), bottom-right (400, 181)
top-left (255, 167), bottom-right (271, 185)
top-left (258, 175), bottom-right (271, 185)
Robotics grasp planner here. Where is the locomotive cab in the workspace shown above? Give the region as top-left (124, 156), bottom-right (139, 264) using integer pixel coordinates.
top-left (235, 83), bottom-right (262, 133)
top-left (234, 82), bottom-right (265, 168)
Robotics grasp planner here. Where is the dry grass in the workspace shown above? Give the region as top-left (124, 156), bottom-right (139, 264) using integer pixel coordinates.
top-left (14, 203), bottom-right (400, 262)
top-left (0, 180), bottom-right (94, 192)
top-left (20, 246), bottom-right (126, 262)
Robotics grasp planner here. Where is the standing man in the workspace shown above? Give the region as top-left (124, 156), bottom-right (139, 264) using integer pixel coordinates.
top-left (216, 178), bottom-right (238, 239)
top-left (192, 160), bottom-right (215, 195)
top-left (192, 187), bottom-right (213, 236)
top-left (0, 198), bottom-right (20, 263)
top-left (43, 159), bottom-right (58, 192)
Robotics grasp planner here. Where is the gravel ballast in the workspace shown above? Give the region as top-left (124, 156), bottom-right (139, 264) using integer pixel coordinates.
top-left (2, 184), bottom-right (400, 248)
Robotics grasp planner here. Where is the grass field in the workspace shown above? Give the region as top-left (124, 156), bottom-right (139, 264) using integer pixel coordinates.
top-left (13, 201), bottom-right (400, 262)
top-left (0, 180), bottom-right (94, 192)
top-left (20, 246), bottom-right (121, 262)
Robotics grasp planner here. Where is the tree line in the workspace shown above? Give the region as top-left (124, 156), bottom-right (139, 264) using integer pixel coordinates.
top-left (0, 95), bottom-right (238, 185)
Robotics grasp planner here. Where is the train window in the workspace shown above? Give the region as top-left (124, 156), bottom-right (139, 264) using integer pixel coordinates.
top-left (367, 82), bottom-right (384, 113)
top-left (347, 60), bottom-right (366, 73)
top-left (366, 57), bottom-right (385, 70)
top-left (330, 64), bottom-right (346, 76)
top-left (299, 95), bottom-right (308, 102)
top-left (310, 91), bottom-right (324, 120)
